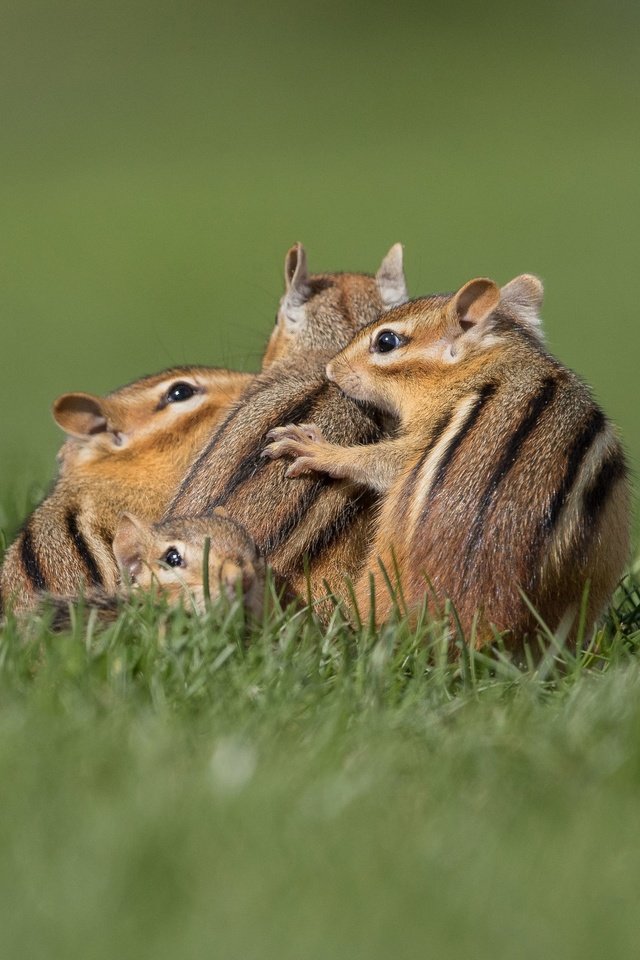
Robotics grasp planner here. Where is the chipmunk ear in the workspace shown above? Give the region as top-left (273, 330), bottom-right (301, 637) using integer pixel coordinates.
top-left (112, 512), bottom-right (150, 580)
top-left (451, 278), bottom-right (501, 333)
top-left (501, 274), bottom-right (544, 336)
top-left (282, 243), bottom-right (311, 317)
top-left (52, 392), bottom-right (108, 437)
top-left (376, 243), bottom-right (408, 308)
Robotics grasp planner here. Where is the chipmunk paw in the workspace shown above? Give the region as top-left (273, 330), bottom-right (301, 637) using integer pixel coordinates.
top-left (262, 423), bottom-right (323, 465)
top-left (265, 422), bottom-right (325, 445)
top-left (285, 457), bottom-right (319, 478)
top-left (262, 422), bottom-right (332, 478)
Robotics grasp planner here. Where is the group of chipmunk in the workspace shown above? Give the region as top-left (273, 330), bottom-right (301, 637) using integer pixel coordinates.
top-left (0, 243), bottom-right (631, 651)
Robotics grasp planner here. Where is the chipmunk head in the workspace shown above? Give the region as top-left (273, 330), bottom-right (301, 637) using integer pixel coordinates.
top-left (261, 242), bottom-right (409, 368)
top-left (112, 508), bottom-right (265, 617)
top-left (53, 366), bottom-right (246, 474)
top-left (326, 274), bottom-right (544, 417)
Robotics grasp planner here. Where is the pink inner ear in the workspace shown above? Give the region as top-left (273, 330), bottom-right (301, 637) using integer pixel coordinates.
top-left (53, 393), bottom-right (108, 437)
top-left (455, 279), bottom-right (501, 328)
top-left (285, 246), bottom-right (300, 284)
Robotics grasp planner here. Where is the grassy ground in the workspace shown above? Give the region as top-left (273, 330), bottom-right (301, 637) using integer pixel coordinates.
top-left (1, 495), bottom-right (640, 958)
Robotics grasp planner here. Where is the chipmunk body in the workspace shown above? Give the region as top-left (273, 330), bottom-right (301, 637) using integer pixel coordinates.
top-left (113, 510), bottom-right (265, 617)
top-left (0, 367), bottom-right (252, 614)
top-left (265, 275), bottom-right (630, 646)
top-left (165, 244), bottom-right (409, 604)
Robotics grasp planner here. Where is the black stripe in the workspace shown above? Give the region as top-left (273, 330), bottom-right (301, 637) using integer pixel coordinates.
top-left (541, 407), bottom-right (606, 537)
top-left (258, 406), bottom-right (380, 555)
top-left (465, 377), bottom-right (558, 567)
top-left (260, 476), bottom-right (331, 553)
top-left (20, 526), bottom-right (47, 591)
top-left (582, 448), bottom-right (627, 522)
top-left (300, 492), bottom-right (376, 566)
top-left (213, 383), bottom-right (329, 506)
top-left (421, 382), bottom-right (498, 520)
top-left (171, 375), bottom-right (275, 506)
top-left (65, 510), bottom-right (103, 588)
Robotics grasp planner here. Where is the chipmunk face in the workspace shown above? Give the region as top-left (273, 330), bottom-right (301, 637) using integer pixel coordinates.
top-left (112, 510), bottom-right (265, 617)
top-left (326, 275), bottom-right (545, 417)
top-left (53, 366), bottom-right (249, 474)
top-left (261, 242), bottom-right (409, 368)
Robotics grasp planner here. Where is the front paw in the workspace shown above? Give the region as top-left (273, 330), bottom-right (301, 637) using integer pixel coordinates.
top-left (262, 422), bottom-right (328, 477)
top-left (265, 422), bottom-right (325, 446)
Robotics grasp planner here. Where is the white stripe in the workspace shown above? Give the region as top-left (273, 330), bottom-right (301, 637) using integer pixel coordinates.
top-left (408, 393), bottom-right (480, 533)
top-left (547, 428), bottom-right (616, 569)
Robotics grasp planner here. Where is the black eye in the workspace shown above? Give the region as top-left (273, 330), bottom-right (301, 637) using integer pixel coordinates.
top-left (374, 330), bottom-right (405, 353)
top-left (162, 547), bottom-right (183, 568)
top-left (166, 381), bottom-right (197, 404)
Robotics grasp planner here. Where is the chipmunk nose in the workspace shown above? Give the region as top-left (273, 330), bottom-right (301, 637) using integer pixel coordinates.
top-left (219, 558), bottom-right (256, 596)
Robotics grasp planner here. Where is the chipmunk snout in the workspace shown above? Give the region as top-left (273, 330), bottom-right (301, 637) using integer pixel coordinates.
top-left (218, 557), bottom-right (257, 596)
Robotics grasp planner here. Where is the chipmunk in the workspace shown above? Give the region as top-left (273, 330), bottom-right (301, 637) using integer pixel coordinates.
top-left (0, 366), bottom-right (252, 614)
top-left (165, 242), bottom-right (409, 605)
top-left (264, 275), bottom-right (630, 647)
top-left (112, 509), bottom-right (265, 617)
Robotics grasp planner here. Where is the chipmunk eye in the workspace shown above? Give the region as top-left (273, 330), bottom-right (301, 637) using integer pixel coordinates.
top-left (374, 330), bottom-right (404, 353)
top-left (166, 381), bottom-right (197, 404)
top-left (162, 547), bottom-right (183, 568)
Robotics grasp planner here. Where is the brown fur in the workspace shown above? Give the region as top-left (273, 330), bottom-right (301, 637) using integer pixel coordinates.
top-left (113, 509), bottom-right (265, 618)
top-left (0, 366), bottom-right (252, 614)
top-left (165, 244), bottom-right (409, 607)
top-left (265, 275), bottom-right (630, 647)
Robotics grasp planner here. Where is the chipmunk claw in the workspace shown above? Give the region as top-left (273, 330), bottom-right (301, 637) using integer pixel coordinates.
top-left (263, 422), bottom-right (327, 469)
top-left (285, 457), bottom-right (317, 478)
top-left (266, 422), bottom-right (325, 444)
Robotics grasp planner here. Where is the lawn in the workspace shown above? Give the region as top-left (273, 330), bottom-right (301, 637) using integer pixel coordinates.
top-left (1, 531), bottom-right (639, 959)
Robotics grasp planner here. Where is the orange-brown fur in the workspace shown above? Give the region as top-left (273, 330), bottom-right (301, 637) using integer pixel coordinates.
top-left (265, 275), bottom-right (630, 647)
top-left (0, 367), bottom-right (251, 614)
top-left (165, 244), bottom-right (409, 607)
top-left (113, 509), bottom-right (265, 618)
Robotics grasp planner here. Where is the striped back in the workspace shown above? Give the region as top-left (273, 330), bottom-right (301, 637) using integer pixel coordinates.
top-left (371, 357), bottom-right (629, 642)
top-left (166, 368), bottom-right (381, 600)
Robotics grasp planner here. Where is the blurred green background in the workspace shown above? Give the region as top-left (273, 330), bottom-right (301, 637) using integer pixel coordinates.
top-left (1, 0), bottom-right (638, 526)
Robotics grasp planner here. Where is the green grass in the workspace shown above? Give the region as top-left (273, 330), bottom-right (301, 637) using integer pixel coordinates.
top-left (2, 497), bottom-right (640, 959)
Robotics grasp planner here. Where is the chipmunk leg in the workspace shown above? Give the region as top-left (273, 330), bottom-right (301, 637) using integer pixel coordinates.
top-left (263, 424), bottom-right (404, 493)
top-left (263, 423), bottom-right (346, 479)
